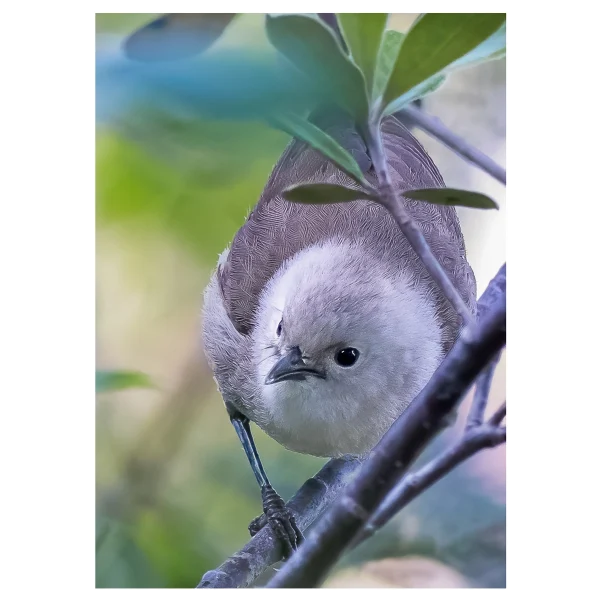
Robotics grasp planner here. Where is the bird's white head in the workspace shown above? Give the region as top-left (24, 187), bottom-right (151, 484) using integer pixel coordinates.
top-left (252, 239), bottom-right (443, 458)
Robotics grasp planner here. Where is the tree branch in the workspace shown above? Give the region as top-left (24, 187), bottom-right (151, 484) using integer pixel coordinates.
top-left (367, 125), bottom-right (476, 327)
top-left (358, 424), bottom-right (505, 543)
top-left (467, 356), bottom-right (500, 429)
top-left (489, 401), bottom-right (506, 426)
top-left (467, 263), bottom-right (506, 429)
top-left (399, 104), bottom-right (506, 185)
top-left (360, 264), bottom-right (506, 542)
top-left (267, 264), bottom-right (507, 588)
top-left (197, 456), bottom-right (362, 588)
top-left (197, 260), bottom-right (505, 590)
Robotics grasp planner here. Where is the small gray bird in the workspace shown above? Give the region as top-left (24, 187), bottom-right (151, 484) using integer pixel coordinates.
top-left (202, 107), bottom-right (476, 554)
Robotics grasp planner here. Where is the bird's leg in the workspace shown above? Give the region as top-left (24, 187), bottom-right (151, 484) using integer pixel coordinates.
top-left (228, 408), bottom-right (303, 558)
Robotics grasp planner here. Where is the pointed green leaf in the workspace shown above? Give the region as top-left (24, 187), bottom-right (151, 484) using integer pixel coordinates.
top-left (372, 30), bottom-right (405, 101)
top-left (410, 14), bottom-right (426, 28)
top-left (383, 73), bottom-right (446, 115)
top-left (282, 183), bottom-right (377, 205)
top-left (337, 13), bottom-right (388, 96)
top-left (382, 21), bottom-right (504, 116)
top-left (383, 13), bottom-right (506, 106)
top-left (266, 14), bottom-right (369, 122)
top-left (96, 370), bottom-right (155, 393)
top-left (448, 22), bottom-right (506, 71)
top-left (124, 13), bottom-right (237, 62)
top-left (271, 112), bottom-right (371, 188)
top-left (403, 188), bottom-right (499, 210)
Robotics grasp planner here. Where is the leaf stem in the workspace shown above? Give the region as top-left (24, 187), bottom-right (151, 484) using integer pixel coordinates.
top-left (366, 122), bottom-right (475, 327)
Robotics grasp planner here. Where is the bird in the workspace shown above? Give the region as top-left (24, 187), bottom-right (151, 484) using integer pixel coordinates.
top-left (201, 106), bottom-right (477, 556)
top-left (117, 10), bottom-right (476, 557)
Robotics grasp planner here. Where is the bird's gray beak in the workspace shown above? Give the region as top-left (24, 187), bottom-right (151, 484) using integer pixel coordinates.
top-left (265, 346), bottom-right (326, 385)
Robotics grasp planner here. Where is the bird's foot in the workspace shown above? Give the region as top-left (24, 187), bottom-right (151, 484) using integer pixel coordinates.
top-left (248, 484), bottom-right (303, 559)
top-left (248, 513), bottom-right (267, 536)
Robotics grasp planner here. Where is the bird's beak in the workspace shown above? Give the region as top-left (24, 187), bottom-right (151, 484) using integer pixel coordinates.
top-left (264, 346), bottom-right (326, 385)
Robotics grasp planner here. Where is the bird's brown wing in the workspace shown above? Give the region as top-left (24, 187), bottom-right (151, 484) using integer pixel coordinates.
top-left (217, 110), bottom-right (476, 348)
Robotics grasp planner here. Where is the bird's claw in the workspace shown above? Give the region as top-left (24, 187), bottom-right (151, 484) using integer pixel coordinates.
top-left (248, 485), bottom-right (304, 559)
top-left (249, 513), bottom-right (267, 536)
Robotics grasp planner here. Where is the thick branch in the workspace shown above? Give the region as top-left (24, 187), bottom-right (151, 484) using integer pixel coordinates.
top-left (399, 104), bottom-right (506, 185)
top-left (467, 263), bottom-right (506, 427)
top-left (367, 125), bottom-right (475, 327)
top-left (197, 456), bottom-right (362, 588)
top-left (267, 266), bottom-right (506, 588)
top-left (360, 265), bottom-right (506, 541)
top-left (362, 265), bottom-right (506, 540)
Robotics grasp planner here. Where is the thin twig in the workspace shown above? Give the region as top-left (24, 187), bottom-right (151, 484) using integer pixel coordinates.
top-left (467, 356), bottom-right (500, 429)
top-left (367, 125), bottom-right (475, 328)
top-left (358, 423), bottom-right (505, 543)
top-left (267, 265), bottom-right (506, 588)
top-left (489, 401), bottom-right (506, 426)
top-left (399, 104), bottom-right (506, 186)
top-left (197, 456), bottom-right (362, 588)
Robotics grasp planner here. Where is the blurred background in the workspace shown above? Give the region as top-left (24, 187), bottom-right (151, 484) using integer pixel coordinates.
top-left (95, 13), bottom-right (506, 588)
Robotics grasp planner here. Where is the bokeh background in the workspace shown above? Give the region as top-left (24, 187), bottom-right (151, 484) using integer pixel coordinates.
top-left (95, 13), bottom-right (506, 588)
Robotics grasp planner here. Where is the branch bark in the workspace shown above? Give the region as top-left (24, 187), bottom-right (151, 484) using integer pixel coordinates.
top-left (467, 264), bottom-right (506, 429)
top-left (267, 264), bottom-right (507, 588)
top-left (467, 356), bottom-right (500, 429)
top-left (399, 104), bottom-right (507, 185)
top-left (197, 456), bottom-right (362, 588)
top-left (358, 424), bottom-right (505, 543)
top-left (489, 401), bottom-right (506, 426)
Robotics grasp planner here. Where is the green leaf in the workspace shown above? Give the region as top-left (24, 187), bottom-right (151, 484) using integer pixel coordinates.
top-left (97, 50), bottom-right (320, 123)
top-left (411, 14), bottom-right (425, 27)
top-left (96, 370), bottom-right (155, 393)
top-left (383, 13), bottom-right (506, 107)
top-left (447, 22), bottom-right (506, 71)
top-left (124, 13), bottom-right (237, 62)
top-left (403, 188), bottom-right (499, 210)
top-left (266, 14), bottom-right (369, 122)
top-left (383, 73), bottom-right (446, 116)
top-left (271, 112), bottom-right (371, 187)
top-left (337, 13), bottom-right (388, 96)
top-left (282, 183), bottom-right (377, 205)
top-left (372, 30), bottom-right (405, 101)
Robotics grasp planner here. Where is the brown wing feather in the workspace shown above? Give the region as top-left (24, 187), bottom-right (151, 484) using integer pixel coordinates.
top-left (218, 112), bottom-right (476, 351)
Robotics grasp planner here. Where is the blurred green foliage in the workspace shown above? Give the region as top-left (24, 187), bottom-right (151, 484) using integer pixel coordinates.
top-left (95, 13), bottom-right (505, 589)
top-left (96, 370), bottom-right (155, 393)
top-left (96, 124), bottom-right (288, 264)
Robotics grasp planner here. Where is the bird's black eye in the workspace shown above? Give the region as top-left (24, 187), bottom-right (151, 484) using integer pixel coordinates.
top-left (276, 319), bottom-right (283, 337)
top-left (335, 348), bottom-right (360, 367)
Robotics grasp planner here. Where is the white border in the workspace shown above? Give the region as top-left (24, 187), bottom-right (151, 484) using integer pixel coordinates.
top-left (88, 8), bottom-right (512, 592)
